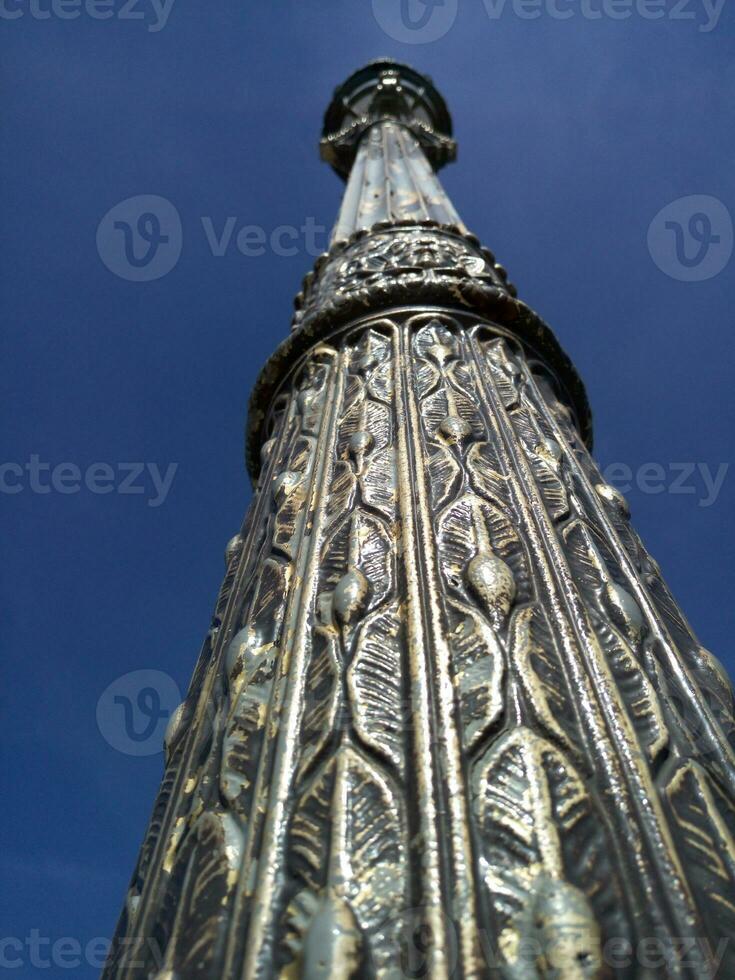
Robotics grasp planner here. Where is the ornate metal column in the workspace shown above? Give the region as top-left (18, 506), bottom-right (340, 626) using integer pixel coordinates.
top-left (104, 61), bottom-right (735, 979)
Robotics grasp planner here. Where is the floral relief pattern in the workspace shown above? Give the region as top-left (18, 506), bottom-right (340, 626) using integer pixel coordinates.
top-left (105, 312), bottom-right (735, 980)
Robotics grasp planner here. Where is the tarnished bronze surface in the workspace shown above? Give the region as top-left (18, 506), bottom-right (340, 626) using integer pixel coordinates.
top-left (104, 62), bottom-right (735, 979)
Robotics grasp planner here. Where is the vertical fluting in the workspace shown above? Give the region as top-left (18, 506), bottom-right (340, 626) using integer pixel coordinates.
top-left (332, 120), bottom-right (466, 243)
top-left (331, 138), bottom-right (368, 243)
top-left (104, 61), bottom-right (735, 980)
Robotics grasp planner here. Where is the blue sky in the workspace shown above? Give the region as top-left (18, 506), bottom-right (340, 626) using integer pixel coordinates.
top-left (2, 2), bottom-right (734, 975)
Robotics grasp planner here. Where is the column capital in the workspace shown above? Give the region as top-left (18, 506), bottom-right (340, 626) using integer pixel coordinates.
top-left (320, 59), bottom-right (457, 179)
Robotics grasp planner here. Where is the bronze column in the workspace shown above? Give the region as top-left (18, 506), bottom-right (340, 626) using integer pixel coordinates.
top-left (104, 61), bottom-right (735, 980)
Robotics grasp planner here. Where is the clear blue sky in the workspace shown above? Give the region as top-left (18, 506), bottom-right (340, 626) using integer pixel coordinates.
top-left (2, 2), bottom-right (733, 975)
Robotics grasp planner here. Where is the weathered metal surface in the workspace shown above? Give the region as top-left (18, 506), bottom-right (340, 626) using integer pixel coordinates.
top-left (104, 62), bottom-right (735, 979)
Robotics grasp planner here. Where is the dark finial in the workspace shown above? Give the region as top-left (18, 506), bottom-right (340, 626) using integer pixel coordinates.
top-left (320, 60), bottom-right (457, 180)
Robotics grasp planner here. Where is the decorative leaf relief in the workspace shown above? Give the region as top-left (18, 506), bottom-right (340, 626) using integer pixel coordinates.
top-left (446, 358), bottom-right (475, 395)
top-left (481, 338), bottom-right (521, 410)
top-left (436, 413), bottom-right (474, 446)
top-left (220, 685), bottom-right (272, 817)
top-left (136, 761), bottom-right (184, 885)
top-left (427, 444), bottom-right (462, 513)
top-left (644, 565), bottom-right (702, 660)
top-left (510, 399), bottom-right (569, 521)
top-left (221, 659), bottom-right (273, 813)
top-left (436, 492), bottom-right (532, 613)
top-left (135, 684), bottom-right (231, 975)
top-left (348, 325), bottom-right (394, 404)
top-left (337, 389), bottom-right (392, 462)
top-left (612, 522), bottom-right (648, 580)
top-left (349, 326), bottom-right (391, 374)
top-left (512, 399), bottom-right (559, 452)
top-left (288, 756), bottom-right (336, 891)
top-left (334, 568), bottom-right (370, 626)
top-left (155, 682), bottom-right (228, 884)
top-left (412, 357), bottom-right (441, 402)
top-left (173, 698), bottom-right (229, 860)
top-left (689, 649), bottom-right (735, 753)
top-left (284, 890), bottom-right (363, 980)
top-left (260, 414), bottom-right (300, 494)
top-left (562, 518), bottom-right (687, 760)
top-left (524, 374), bottom-right (563, 429)
top-left (272, 437), bottom-right (313, 560)
top-left (274, 438), bottom-right (311, 489)
top-left (420, 387), bottom-right (484, 446)
top-left (563, 520), bottom-right (645, 646)
top-left (235, 558), bottom-right (292, 676)
top-left (363, 400), bottom-right (392, 455)
top-left (510, 409), bottom-right (569, 523)
top-left (216, 543), bottom-right (244, 622)
top-left (446, 598), bottom-right (505, 751)
top-left (413, 318), bottom-right (460, 364)
top-left (565, 473), bottom-right (640, 570)
top-left (666, 762), bottom-right (735, 971)
top-left (325, 461), bottom-right (357, 533)
top-left (347, 602), bottom-right (405, 773)
top-left (220, 559), bottom-right (291, 812)
top-left (319, 511), bottom-right (393, 620)
top-left (473, 728), bottom-right (627, 979)
top-left (155, 811), bottom-right (244, 980)
top-left (341, 372), bottom-right (364, 412)
top-left (509, 605), bottom-right (582, 757)
top-left (360, 445), bottom-right (397, 521)
top-left (297, 626), bottom-right (341, 783)
top-left (466, 441), bottom-right (513, 512)
top-left (257, 417), bottom-right (283, 461)
top-left (590, 477), bottom-right (632, 522)
top-left (335, 376), bottom-right (365, 449)
top-left (185, 625), bottom-right (227, 717)
top-left (367, 356), bottom-right (393, 403)
top-left (593, 614), bottom-right (668, 762)
top-left (298, 363), bottom-right (333, 436)
top-left (263, 394), bottom-right (298, 457)
top-left (654, 647), bottom-right (735, 778)
top-left (563, 519), bottom-right (666, 759)
top-left (466, 552), bottom-right (517, 631)
top-left (282, 745), bottom-right (407, 978)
